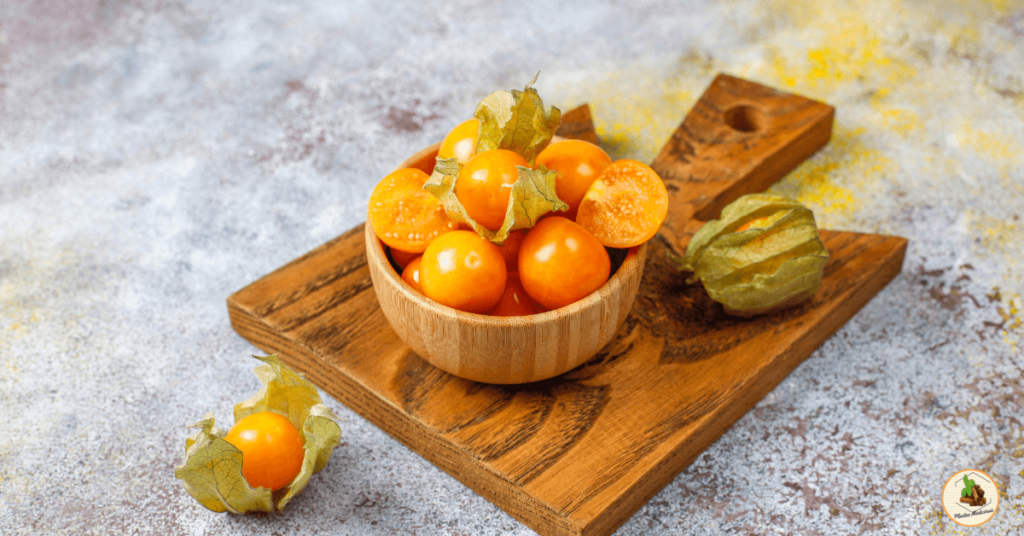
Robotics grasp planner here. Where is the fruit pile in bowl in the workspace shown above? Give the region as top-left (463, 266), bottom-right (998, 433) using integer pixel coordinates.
top-left (365, 78), bottom-right (668, 384)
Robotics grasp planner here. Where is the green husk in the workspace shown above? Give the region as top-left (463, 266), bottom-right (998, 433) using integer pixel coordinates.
top-left (175, 355), bottom-right (342, 513)
top-left (473, 73), bottom-right (561, 164)
top-left (422, 76), bottom-right (567, 244)
top-left (423, 159), bottom-right (567, 245)
top-left (277, 404), bottom-right (342, 510)
top-left (174, 414), bottom-right (274, 514)
top-left (675, 193), bottom-right (829, 317)
top-left (233, 354), bottom-right (323, 427)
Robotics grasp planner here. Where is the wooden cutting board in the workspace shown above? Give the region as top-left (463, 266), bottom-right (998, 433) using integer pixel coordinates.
top-left (227, 74), bottom-right (907, 536)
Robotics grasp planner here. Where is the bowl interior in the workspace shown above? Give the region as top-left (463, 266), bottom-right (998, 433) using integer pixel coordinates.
top-left (369, 140), bottom-right (647, 383)
top-left (366, 223), bottom-right (644, 326)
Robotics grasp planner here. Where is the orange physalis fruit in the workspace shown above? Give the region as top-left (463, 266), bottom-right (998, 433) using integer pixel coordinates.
top-left (401, 256), bottom-right (423, 293)
top-left (534, 140), bottom-right (612, 220)
top-left (576, 159), bottom-right (668, 248)
top-left (369, 168), bottom-right (458, 253)
top-left (456, 149), bottom-right (528, 231)
top-left (420, 230), bottom-right (507, 314)
top-left (437, 119), bottom-right (480, 165)
top-left (223, 412), bottom-right (305, 491)
top-left (518, 216), bottom-right (610, 310)
top-left (495, 229), bottom-right (526, 271)
top-left (389, 247), bottom-right (419, 269)
top-left (488, 274), bottom-right (541, 316)
top-left (735, 215), bottom-right (778, 232)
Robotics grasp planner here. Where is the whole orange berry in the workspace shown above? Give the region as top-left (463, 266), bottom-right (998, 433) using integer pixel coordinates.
top-left (437, 119), bottom-right (479, 165)
top-left (456, 149), bottom-right (528, 230)
top-left (535, 140), bottom-right (612, 221)
top-left (420, 230), bottom-right (507, 313)
top-left (495, 229), bottom-right (527, 272)
top-left (389, 247), bottom-right (420, 269)
top-left (518, 217), bottom-right (610, 310)
top-left (488, 274), bottom-right (542, 316)
top-left (401, 256), bottom-right (424, 293)
top-left (223, 412), bottom-right (305, 491)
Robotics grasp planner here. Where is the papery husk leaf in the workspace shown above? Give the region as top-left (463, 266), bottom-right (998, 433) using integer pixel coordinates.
top-left (423, 157), bottom-right (566, 245)
top-left (234, 354), bottom-right (323, 427)
top-left (503, 165), bottom-right (568, 231)
top-left (677, 193), bottom-right (807, 273)
top-left (276, 404), bottom-right (343, 510)
top-left (708, 252), bottom-right (828, 317)
top-left (233, 355), bottom-right (342, 511)
top-left (177, 356), bottom-right (341, 513)
top-left (422, 156), bottom-right (462, 224)
top-left (676, 193), bottom-right (829, 317)
top-left (694, 209), bottom-right (821, 281)
top-left (474, 75), bottom-right (561, 164)
top-left (174, 414), bottom-right (274, 514)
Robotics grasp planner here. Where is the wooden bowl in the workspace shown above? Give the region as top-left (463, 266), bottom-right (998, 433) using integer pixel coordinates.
top-left (365, 142), bottom-right (647, 384)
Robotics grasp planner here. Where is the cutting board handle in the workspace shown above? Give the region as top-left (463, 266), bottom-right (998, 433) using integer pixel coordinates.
top-left (650, 73), bottom-right (834, 251)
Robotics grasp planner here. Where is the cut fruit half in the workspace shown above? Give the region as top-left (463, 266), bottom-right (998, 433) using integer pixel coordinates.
top-left (368, 168), bottom-right (459, 253)
top-left (576, 159), bottom-right (669, 248)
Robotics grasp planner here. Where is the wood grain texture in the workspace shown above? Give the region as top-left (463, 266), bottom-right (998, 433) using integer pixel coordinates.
top-left (555, 104), bottom-right (601, 145)
top-left (227, 86), bottom-right (907, 535)
top-left (651, 73), bottom-right (834, 252)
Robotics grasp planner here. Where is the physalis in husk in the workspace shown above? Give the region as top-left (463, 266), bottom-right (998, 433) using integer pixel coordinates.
top-left (673, 194), bottom-right (829, 317)
top-left (174, 355), bottom-right (341, 513)
top-left (423, 75), bottom-right (567, 245)
top-left (424, 157), bottom-right (566, 244)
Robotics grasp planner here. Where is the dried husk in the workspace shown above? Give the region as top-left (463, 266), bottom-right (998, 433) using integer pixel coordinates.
top-left (423, 157), bottom-right (566, 244)
top-left (676, 193), bottom-right (829, 317)
top-left (174, 414), bottom-right (274, 514)
top-left (473, 73), bottom-right (561, 165)
top-left (175, 355), bottom-right (342, 513)
top-left (422, 76), bottom-right (567, 244)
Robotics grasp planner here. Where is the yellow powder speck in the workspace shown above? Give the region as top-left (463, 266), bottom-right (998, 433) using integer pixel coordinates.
top-left (549, 63), bottom-right (700, 162)
top-left (761, 9), bottom-right (918, 98)
top-left (541, 0), bottom-right (1024, 305)
top-left (956, 123), bottom-right (1024, 164)
top-left (969, 211), bottom-right (1024, 306)
top-left (880, 108), bottom-right (921, 135)
top-left (769, 127), bottom-right (891, 226)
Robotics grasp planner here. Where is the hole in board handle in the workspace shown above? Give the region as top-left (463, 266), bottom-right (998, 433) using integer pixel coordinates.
top-left (723, 105), bottom-right (764, 133)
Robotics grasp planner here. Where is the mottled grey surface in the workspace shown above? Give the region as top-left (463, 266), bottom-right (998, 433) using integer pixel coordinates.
top-left (2, 0), bottom-right (1023, 534)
